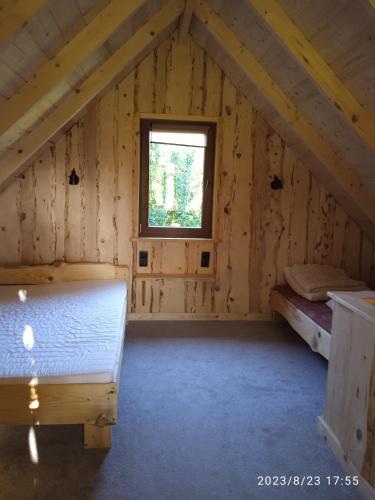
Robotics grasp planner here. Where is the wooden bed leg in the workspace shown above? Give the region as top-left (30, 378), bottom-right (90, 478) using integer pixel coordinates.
top-left (272, 311), bottom-right (285, 323)
top-left (84, 424), bottom-right (112, 449)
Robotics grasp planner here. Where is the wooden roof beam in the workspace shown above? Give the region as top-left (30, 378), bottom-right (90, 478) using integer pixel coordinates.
top-left (248, 0), bottom-right (375, 155)
top-left (0, 0), bottom-right (146, 138)
top-left (194, 1), bottom-right (375, 240)
top-left (0, 0), bottom-right (184, 191)
top-left (0, 0), bottom-right (47, 46)
top-left (358, 0), bottom-right (375, 23)
top-left (179, 0), bottom-right (194, 40)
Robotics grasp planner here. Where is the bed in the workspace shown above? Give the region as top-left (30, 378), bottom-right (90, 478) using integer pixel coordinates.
top-left (0, 262), bottom-right (128, 449)
top-left (270, 285), bottom-right (332, 360)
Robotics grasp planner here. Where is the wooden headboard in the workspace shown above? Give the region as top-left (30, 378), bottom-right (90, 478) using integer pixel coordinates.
top-left (0, 262), bottom-right (129, 285)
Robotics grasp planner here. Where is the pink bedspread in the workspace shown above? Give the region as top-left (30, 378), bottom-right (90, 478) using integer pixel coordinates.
top-left (273, 285), bottom-right (332, 334)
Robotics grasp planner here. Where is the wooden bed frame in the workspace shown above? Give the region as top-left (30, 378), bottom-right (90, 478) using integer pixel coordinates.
top-left (0, 262), bottom-right (129, 449)
top-left (270, 288), bottom-right (331, 360)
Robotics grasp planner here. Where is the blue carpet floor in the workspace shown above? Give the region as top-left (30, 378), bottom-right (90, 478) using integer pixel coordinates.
top-left (0, 321), bottom-right (361, 499)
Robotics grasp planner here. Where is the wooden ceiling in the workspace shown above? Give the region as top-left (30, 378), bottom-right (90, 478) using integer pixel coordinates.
top-left (0, 0), bottom-right (374, 241)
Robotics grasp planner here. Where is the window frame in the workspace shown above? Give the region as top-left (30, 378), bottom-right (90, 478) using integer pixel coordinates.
top-left (139, 118), bottom-right (216, 239)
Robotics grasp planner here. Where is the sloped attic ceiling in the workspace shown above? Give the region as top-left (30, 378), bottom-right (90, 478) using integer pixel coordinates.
top-left (0, 0), bottom-right (174, 154)
top-left (0, 0), bottom-right (374, 242)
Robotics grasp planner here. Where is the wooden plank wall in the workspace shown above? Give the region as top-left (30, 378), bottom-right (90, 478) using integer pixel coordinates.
top-left (0, 31), bottom-right (374, 317)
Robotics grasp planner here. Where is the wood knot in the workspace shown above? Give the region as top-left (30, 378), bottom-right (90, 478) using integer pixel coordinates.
top-left (95, 414), bottom-right (110, 427)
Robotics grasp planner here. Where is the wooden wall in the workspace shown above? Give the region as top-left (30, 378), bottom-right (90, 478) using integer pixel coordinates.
top-left (0, 31), bottom-right (374, 318)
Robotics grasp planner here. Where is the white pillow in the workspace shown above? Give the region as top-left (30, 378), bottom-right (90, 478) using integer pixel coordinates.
top-left (284, 267), bottom-right (329, 301)
top-left (284, 265), bottom-right (368, 301)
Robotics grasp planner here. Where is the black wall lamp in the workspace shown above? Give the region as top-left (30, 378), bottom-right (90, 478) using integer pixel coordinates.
top-left (270, 175), bottom-right (283, 190)
top-left (68, 168), bottom-right (80, 185)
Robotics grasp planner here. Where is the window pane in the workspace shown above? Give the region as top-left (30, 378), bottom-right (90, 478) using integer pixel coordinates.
top-left (150, 130), bottom-right (207, 147)
top-left (149, 141), bottom-right (205, 229)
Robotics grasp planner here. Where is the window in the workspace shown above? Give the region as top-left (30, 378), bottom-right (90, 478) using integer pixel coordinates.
top-left (139, 119), bottom-right (216, 238)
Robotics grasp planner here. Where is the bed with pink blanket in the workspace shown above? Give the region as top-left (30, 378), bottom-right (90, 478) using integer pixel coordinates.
top-left (270, 285), bottom-right (332, 360)
top-left (270, 265), bottom-right (369, 360)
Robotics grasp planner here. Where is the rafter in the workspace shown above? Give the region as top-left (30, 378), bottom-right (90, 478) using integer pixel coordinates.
top-left (358, 0), bottom-right (375, 22)
top-left (194, 1), bottom-right (375, 239)
top-left (0, 0), bottom-right (146, 138)
top-left (0, 0), bottom-right (184, 191)
top-left (0, 0), bottom-right (47, 46)
top-left (248, 0), bottom-right (375, 155)
top-left (179, 0), bottom-right (194, 40)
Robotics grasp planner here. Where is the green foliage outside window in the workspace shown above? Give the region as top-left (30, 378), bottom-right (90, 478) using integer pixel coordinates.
top-left (149, 142), bottom-right (204, 228)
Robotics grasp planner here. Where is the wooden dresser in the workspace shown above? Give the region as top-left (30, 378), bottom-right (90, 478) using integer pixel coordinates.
top-left (318, 291), bottom-right (375, 500)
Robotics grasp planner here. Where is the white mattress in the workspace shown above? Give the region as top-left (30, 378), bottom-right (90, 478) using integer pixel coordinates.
top-left (0, 280), bottom-right (127, 384)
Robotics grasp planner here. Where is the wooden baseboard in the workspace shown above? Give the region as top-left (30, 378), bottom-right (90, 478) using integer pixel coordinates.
top-left (128, 312), bottom-right (273, 321)
top-left (317, 416), bottom-right (375, 500)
